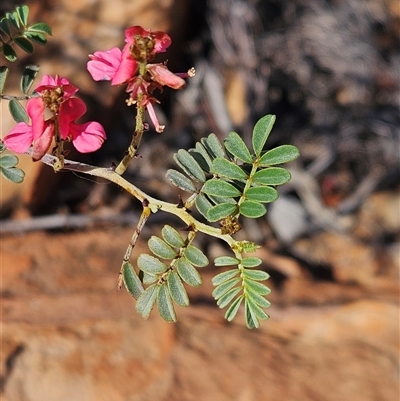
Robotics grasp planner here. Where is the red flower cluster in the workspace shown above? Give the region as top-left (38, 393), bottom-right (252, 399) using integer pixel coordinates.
top-left (87, 26), bottom-right (194, 133)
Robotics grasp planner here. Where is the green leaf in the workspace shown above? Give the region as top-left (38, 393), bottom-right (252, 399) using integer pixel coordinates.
top-left (214, 256), bottom-right (240, 267)
top-left (3, 43), bottom-right (17, 62)
top-left (137, 254), bottom-right (168, 275)
top-left (259, 145), bottom-right (300, 166)
top-left (188, 149), bottom-right (211, 173)
top-left (225, 295), bottom-right (244, 321)
top-left (201, 133), bottom-right (225, 159)
top-left (142, 272), bottom-right (157, 284)
top-left (122, 262), bottom-right (144, 300)
top-left (252, 167), bottom-right (291, 186)
top-left (166, 169), bottom-right (197, 192)
top-left (245, 186), bottom-right (278, 203)
top-left (6, 12), bottom-right (20, 29)
top-left (0, 166), bottom-right (25, 183)
top-left (184, 245), bottom-right (208, 267)
top-left (208, 194), bottom-right (237, 205)
top-left (27, 23), bottom-right (52, 35)
top-left (136, 285), bottom-right (158, 319)
top-left (195, 193), bottom-right (213, 219)
top-left (16, 5), bottom-right (29, 26)
top-left (148, 236), bottom-right (177, 259)
top-left (252, 114), bottom-right (276, 156)
top-left (176, 259), bottom-right (202, 286)
top-left (206, 203), bottom-right (237, 222)
top-left (9, 99), bottom-right (29, 123)
top-left (20, 65), bottom-right (39, 94)
top-left (161, 225), bottom-right (184, 248)
top-left (212, 269), bottom-right (240, 285)
top-left (174, 149), bottom-right (206, 183)
top-left (212, 277), bottom-right (241, 299)
top-left (192, 143), bottom-right (213, 171)
top-left (239, 200), bottom-right (266, 218)
top-left (0, 142), bottom-right (6, 153)
top-left (241, 257), bottom-right (262, 268)
top-left (245, 299), bottom-right (260, 329)
top-left (167, 271), bottom-right (189, 307)
top-left (224, 131), bottom-right (253, 163)
top-left (14, 37), bottom-right (34, 53)
top-left (246, 298), bottom-right (269, 321)
top-left (157, 283), bottom-right (176, 322)
top-left (217, 287), bottom-right (242, 308)
top-left (0, 154), bottom-right (18, 168)
top-left (242, 269), bottom-right (269, 281)
top-left (24, 32), bottom-right (47, 46)
top-left (243, 278), bottom-right (271, 295)
top-left (211, 158), bottom-right (247, 180)
top-left (202, 179), bottom-right (241, 198)
top-left (0, 18), bottom-right (11, 36)
top-left (0, 66), bottom-right (9, 93)
top-left (246, 290), bottom-right (271, 308)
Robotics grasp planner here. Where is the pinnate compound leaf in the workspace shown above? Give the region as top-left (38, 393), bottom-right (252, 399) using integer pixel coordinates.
top-left (211, 158), bottom-right (247, 180)
top-left (0, 154), bottom-right (18, 168)
top-left (166, 169), bottom-right (197, 192)
top-left (176, 259), bottom-right (202, 287)
top-left (212, 277), bottom-right (241, 299)
top-left (246, 298), bottom-right (269, 321)
top-left (252, 167), bottom-right (291, 186)
top-left (122, 262), bottom-right (144, 300)
top-left (9, 99), bottom-right (28, 123)
top-left (214, 256), bottom-right (240, 267)
top-left (3, 43), bottom-right (17, 62)
top-left (246, 290), bottom-right (271, 308)
top-left (142, 272), bottom-right (157, 284)
top-left (0, 66), bottom-right (9, 94)
top-left (6, 12), bottom-right (19, 29)
top-left (14, 37), bottom-right (34, 53)
top-left (225, 295), bottom-right (244, 321)
top-left (242, 269), bottom-right (269, 281)
top-left (20, 65), bottom-right (39, 94)
top-left (137, 254), bottom-right (168, 275)
top-left (167, 271), bottom-right (189, 307)
top-left (239, 200), bottom-right (266, 218)
top-left (174, 149), bottom-right (206, 183)
top-left (157, 283), bottom-right (177, 322)
top-left (184, 245), bottom-right (208, 267)
top-left (0, 19), bottom-right (11, 36)
top-left (161, 225), bottom-right (184, 248)
top-left (148, 236), bottom-right (177, 259)
top-left (241, 257), bottom-right (262, 268)
top-left (136, 285), bottom-right (158, 319)
top-left (202, 179), bottom-right (241, 198)
top-left (1, 166), bottom-right (25, 183)
top-left (252, 114), bottom-right (276, 156)
top-left (188, 149), bottom-right (211, 173)
top-left (245, 299), bottom-right (260, 329)
top-left (217, 287), bottom-right (242, 308)
top-left (201, 133), bottom-right (225, 159)
top-left (259, 145), bottom-right (300, 166)
top-left (206, 203), bottom-right (237, 222)
top-left (224, 131), bottom-right (253, 163)
top-left (212, 269), bottom-right (240, 285)
top-left (245, 186), bottom-right (278, 203)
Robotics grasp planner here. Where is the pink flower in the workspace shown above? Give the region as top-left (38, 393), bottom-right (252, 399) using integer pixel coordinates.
top-left (87, 26), bottom-right (195, 133)
top-left (3, 75), bottom-right (106, 160)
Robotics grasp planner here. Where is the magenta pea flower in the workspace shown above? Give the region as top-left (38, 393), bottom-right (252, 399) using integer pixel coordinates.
top-left (87, 26), bottom-right (194, 133)
top-left (3, 75), bottom-right (106, 161)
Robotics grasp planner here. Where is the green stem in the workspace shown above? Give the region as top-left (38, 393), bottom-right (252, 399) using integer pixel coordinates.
top-left (34, 151), bottom-right (236, 247)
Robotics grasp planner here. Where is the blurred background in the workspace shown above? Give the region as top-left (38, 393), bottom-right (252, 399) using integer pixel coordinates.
top-left (1, 0), bottom-right (399, 400)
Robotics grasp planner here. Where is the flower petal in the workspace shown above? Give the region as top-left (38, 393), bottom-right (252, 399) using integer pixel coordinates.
top-left (59, 98), bottom-right (87, 139)
top-left (31, 122), bottom-right (54, 161)
top-left (145, 101), bottom-right (165, 133)
top-left (147, 64), bottom-right (186, 89)
top-left (27, 97), bottom-right (45, 140)
top-left (3, 122), bottom-right (33, 153)
top-left (87, 48), bottom-right (122, 81)
top-left (69, 121), bottom-right (106, 153)
top-left (111, 44), bottom-right (137, 85)
top-left (35, 75), bottom-right (78, 98)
